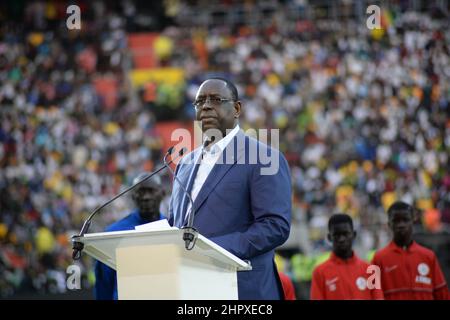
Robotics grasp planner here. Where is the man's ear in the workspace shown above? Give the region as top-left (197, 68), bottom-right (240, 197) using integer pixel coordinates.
top-left (352, 231), bottom-right (357, 241)
top-left (327, 233), bottom-right (332, 243)
top-left (234, 101), bottom-right (241, 118)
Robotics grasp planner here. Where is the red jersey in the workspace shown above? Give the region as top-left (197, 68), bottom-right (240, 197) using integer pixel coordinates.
top-left (311, 252), bottom-right (384, 300)
top-left (279, 271), bottom-right (297, 300)
top-left (372, 241), bottom-right (449, 300)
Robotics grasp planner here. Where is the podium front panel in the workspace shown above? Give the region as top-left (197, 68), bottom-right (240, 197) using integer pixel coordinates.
top-left (116, 244), bottom-right (238, 300)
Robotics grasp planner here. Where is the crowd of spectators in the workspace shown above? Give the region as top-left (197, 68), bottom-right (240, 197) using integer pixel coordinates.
top-left (1, 0), bottom-right (449, 298)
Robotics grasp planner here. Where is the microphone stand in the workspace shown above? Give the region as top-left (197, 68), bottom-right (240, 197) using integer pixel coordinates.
top-left (71, 146), bottom-right (181, 260)
top-left (164, 148), bottom-right (198, 250)
top-left (180, 137), bottom-right (214, 250)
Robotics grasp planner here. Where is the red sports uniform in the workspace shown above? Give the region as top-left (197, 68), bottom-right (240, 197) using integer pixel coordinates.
top-left (279, 271), bottom-right (297, 300)
top-left (372, 241), bottom-right (449, 300)
top-left (311, 252), bottom-right (384, 300)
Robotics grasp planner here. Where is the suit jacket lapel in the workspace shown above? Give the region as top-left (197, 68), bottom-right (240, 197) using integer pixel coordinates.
top-left (191, 130), bottom-right (247, 214)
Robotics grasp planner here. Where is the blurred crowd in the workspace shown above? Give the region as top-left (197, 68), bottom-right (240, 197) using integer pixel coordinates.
top-left (1, 0), bottom-right (449, 298)
top-left (0, 0), bottom-right (169, 297)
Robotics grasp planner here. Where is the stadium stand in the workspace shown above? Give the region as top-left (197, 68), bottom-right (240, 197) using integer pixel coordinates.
top-left (0, 0), bottom-right (449, 298)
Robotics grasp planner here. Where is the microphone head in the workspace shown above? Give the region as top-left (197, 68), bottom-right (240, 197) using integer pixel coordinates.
top-left (167, 146), bottom-right (175, 155)
top-left (203, 136), bottom-right (215, 148)
top-left (179, 147), bottom-right (187, 156)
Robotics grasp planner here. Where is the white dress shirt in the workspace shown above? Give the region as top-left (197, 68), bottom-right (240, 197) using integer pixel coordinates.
top-left (185, 125), bottom-right (240, 217)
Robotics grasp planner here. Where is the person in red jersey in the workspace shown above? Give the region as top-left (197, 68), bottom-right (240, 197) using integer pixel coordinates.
top-left (372, 201), bottom-right (449, 300)
top-left (311, 214), bottom-right (384, 300)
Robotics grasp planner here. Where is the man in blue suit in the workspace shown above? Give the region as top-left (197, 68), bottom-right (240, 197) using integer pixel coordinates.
top-left (169, 78), bottom-right (292, 299)
top-left (94, 173), bottom-right (165, 300)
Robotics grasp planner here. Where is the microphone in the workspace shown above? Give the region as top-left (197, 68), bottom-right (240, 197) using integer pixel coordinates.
top-left (181, 136), bottom-right (215, 250)
top-left (71, 146), bottom-right (182, 260)
top-left (163, 147), bottom-right (195, 226)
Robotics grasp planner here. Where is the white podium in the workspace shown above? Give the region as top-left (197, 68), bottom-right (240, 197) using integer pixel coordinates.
top-left (74, 228), bottom-right (251, 300)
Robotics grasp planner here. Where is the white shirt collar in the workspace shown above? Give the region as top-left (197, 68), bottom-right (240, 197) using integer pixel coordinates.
top-left (204, 124), bottom-right (240, 154)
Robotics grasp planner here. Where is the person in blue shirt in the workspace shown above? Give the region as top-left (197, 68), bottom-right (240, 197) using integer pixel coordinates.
top-left (94, 173), bottom-right (165, 300)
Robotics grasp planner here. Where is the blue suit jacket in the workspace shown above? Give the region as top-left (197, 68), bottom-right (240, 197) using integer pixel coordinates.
top-left (169, 130), bottom-right (291, 299)
top-left (94, 210), bottom-right (165, 300)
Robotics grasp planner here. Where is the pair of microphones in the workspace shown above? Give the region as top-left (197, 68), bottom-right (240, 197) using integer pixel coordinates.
top-left (72, 137), bottom-right (214, 260)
